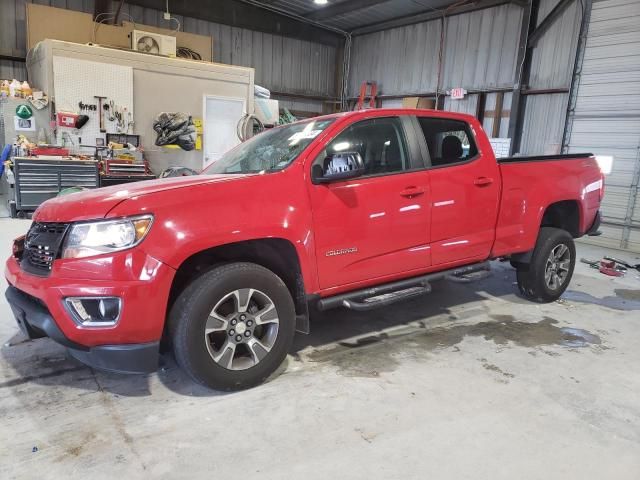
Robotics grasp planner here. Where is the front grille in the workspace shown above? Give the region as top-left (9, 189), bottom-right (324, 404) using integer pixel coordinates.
top-left (21, 222), bottom-right (70, 276)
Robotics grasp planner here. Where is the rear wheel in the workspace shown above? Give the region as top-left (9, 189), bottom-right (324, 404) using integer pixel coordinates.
top-left (169, 262), bottom-right (296, 391)
top-left (515, 227), bottom-right (576, 302)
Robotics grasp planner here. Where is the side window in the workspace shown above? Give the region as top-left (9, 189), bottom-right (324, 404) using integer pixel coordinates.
top-left (417, 117), bottom-right (478, 167)
top-left (314, 117), bottom-right (409, 176)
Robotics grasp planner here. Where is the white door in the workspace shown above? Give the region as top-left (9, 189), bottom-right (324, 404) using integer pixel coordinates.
top-left (203, 96), bottom-right (246, 170)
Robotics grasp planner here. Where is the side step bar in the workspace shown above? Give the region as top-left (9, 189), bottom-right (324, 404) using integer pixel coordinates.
top-left (316, 261), bottom-right (491, 312)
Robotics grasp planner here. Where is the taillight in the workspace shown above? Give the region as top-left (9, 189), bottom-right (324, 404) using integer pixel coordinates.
top-left (599, 172), bottom-right (605, 202)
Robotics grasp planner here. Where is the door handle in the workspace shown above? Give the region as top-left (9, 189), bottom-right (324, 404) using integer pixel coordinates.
top-left (474, 177), bottom-right (494, 186)
top-left (400, 186), bottom-right (426, 198)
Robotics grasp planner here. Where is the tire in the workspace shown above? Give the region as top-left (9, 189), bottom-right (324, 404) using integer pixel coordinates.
top-left (169, 262), bottom-right (296, 391)
top-left (515, 227), bottom-right (576, 303)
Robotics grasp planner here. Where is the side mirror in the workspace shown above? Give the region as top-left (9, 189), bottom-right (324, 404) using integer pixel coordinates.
top-left (312, 152), bottom-right (365, 184)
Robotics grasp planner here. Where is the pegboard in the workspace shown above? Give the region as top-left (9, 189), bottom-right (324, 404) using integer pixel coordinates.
top-left (53, 56), bottom-right (133, 153)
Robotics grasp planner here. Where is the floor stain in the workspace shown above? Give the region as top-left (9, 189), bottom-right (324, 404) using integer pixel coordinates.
top-left (56, 432), bottom-right (97, 461)
top-left (562, 290), bottom-right (640, 311)
top-left (307, 316), bottom-right (602, 378)
top-left (558, 327), bottom-right (601, 347)
top-left (614, 289), bottom-right (640, 302)
top-left (354, 427), bottom-right (377, 443)
top-left (478, 358), bottom-right (515, 379)
top-left (91, 371), bottom-right (147, 470)
top-left (0, 366), bottom-right (87, 389)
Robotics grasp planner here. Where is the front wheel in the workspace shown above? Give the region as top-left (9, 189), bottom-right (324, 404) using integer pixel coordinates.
top-left (515, 227), bottom-right (576, 303)
top-left (169, 262), bottom-right (296, 391)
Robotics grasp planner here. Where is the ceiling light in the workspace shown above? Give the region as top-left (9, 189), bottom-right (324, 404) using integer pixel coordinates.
top-left (314, 0), bottom-right (328, 4)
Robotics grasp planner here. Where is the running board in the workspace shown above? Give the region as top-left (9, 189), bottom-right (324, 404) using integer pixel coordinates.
top-left (316, 261), bottom-right (491, 312)
top-left (341, 286), bottom-right (431, 311)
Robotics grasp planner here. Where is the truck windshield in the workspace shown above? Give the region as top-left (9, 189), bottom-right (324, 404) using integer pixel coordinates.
top-left (204, 118), bottom-right (335, 174)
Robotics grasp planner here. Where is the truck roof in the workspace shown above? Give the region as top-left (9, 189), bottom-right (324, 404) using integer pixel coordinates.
top-left (294, 108), bottom-right (479, 124)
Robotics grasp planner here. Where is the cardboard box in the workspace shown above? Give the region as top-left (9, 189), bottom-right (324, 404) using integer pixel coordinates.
top-left (26, 4), bottom-right (213, 61)
top-left (402, 97), bottom-right (435, 109)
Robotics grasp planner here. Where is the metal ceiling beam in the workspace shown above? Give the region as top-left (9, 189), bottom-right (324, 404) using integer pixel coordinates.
top-left (562, 0), bottom-right (593, 152)
top-left (527, 0), bottom-right (575, 48)
top-left (122, 0), bottom-right (343, 47)
top-left (350, 0), bottom-right (514, 35)
top-left (304, 0), bottom-right (392, 21)
top-left (508, 0), bottom-right (538, 155)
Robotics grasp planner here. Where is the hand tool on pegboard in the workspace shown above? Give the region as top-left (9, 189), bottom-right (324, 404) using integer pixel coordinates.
top-left (94, 95), bottom-right (107, 133)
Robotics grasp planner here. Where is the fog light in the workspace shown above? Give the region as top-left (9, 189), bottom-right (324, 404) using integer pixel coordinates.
top-left (65, 297), bottom-right (122, 327)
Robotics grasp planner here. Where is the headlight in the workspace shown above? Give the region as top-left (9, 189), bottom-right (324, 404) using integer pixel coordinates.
top-left (62, 215), bottom-right (153, 259)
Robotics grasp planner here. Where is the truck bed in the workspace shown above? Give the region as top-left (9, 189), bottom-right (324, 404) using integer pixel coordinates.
top-left (491, 152), bottom-right (603, 257)
top-left (497, 152), bottom-right (594, 164)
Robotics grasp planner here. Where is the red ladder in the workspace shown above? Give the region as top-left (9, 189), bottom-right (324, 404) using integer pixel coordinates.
top-left (355, 81), bottom-right (378, 110)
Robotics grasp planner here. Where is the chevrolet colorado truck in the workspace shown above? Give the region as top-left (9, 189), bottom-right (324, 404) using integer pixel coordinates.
top-left (5, 109), bottom-right (603, 390)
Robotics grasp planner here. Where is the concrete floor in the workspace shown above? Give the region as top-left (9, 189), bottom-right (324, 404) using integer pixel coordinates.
top-left (1, 217), bottom-right (639, 479)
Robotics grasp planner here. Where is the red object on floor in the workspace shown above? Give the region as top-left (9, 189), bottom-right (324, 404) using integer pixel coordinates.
top-left (599, 260), bottom-right (625, 276)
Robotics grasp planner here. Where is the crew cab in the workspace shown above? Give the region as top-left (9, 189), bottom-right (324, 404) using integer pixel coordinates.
top-left (5, 109), bottom-right (603, 390)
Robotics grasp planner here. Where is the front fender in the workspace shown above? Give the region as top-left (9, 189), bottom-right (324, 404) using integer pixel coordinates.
top-left (106, 167), bottom-right (320, 293)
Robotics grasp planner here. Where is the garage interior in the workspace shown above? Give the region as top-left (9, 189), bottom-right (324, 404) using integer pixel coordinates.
top-left (1, 0), bottom-right (639, 477)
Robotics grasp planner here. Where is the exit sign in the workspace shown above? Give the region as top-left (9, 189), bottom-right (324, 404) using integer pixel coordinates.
top-left (450, 87), bottom-right (467, 100)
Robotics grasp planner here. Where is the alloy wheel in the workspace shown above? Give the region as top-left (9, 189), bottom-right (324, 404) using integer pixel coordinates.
top-left (544, 243), bottom-right (571, 291)
top-left (204, 288), bottom-right (280, 370)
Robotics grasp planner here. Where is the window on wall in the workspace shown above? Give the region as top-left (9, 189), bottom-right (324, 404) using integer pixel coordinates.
top-left (417, 117), bottom-right (478, 167)
top-left (315, 117), bottom-right (409, 176)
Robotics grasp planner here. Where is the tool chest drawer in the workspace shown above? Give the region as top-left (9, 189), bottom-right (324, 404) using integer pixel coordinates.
top-left (14, 158), bottom-right (99, 210)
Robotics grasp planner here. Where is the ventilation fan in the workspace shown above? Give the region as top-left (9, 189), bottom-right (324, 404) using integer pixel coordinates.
top-left (131, 30), bottom-right (177, 57)
top-left (137, 35), bottom-right (160, 54)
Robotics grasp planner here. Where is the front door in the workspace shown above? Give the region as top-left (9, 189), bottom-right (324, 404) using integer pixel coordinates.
top-left (308, 116), bottom-right (431, 290)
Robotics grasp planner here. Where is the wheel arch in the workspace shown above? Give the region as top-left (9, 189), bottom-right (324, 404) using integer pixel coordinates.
top-left (539, 200), bottom-right (582, 238)
top-left (511, 200), bottom-right (581, 266)
top-left (167, 238), bottom-right (310, 336)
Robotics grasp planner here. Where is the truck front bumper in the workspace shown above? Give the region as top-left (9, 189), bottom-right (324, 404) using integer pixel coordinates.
top-left (5, 286), bottom-right (158, 373)
top-left (4, 249), bottom-right (175, 374)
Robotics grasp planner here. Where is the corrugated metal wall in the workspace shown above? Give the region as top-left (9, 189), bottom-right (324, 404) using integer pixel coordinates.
top-left (349, 21), bottom-right (442, 95)
top-left (0, 0), bottom-right (337, 99)
top-left (273, 97), bottom-right (325, 115)
top-left (349, 3), bottom-right (524, 96)
top-left (520, 93), bottom-right (569, 154)
top-left (1, 1), bottom-right (96, 57)
top-left (349, 0), bottom-right (585, 156)
top-left (566, 0), bottom-right (640, 252)
top-left (519, 0), bottom-right (582, 154)
top-left (442, 5), bottom-right (523, 91)
top-left (529, 0), bottom-right (583, 88)
top-left (0, 60), bottom-right (27, 81)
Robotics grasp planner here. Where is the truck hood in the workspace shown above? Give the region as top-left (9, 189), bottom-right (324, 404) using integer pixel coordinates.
top-left (33, 174), bottom-right (246, 222)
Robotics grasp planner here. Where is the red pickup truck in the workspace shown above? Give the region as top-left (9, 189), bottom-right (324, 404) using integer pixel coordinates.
top-left (5, 109), bottom-right (603, 390)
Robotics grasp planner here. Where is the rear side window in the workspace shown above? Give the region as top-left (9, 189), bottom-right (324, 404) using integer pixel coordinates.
top-left (417, 117), bottom-right (478, 167)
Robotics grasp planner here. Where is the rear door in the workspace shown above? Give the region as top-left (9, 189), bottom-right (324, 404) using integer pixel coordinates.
top-left (414, 115), bottom-right (500, 265)
top-left (308, 116), bottom-right (431, 290)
